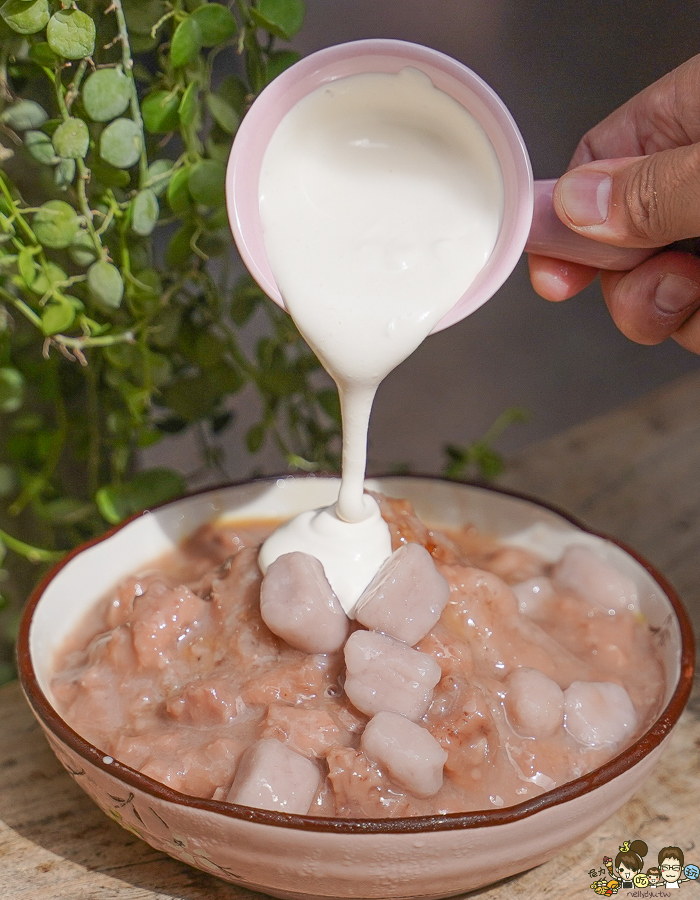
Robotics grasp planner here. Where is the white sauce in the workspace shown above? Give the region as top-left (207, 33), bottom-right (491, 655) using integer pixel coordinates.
top-left (257, 68), bottom-right (503, 614)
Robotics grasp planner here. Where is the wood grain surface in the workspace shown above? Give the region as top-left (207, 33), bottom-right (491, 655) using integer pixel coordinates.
top-left (2, 370), bottom-right (700, 900)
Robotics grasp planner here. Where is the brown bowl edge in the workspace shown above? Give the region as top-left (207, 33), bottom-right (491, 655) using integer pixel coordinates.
top-left (16, 473), bottom-right (696, 835)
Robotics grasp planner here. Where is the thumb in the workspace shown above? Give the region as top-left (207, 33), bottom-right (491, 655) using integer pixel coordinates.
top-left (553, 144), bottom-right (700, 248)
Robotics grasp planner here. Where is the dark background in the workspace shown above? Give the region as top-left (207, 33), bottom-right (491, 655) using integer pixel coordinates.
top-left (146, 1), bottom-right (700, 479)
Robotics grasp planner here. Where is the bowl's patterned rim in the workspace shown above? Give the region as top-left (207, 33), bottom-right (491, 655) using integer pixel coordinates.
top-left (17, 474), bottom-right (696, 835)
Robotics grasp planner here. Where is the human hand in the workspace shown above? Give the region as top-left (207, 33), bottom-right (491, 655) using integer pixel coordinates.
top-left (528, 54), bottom-right (700, 353)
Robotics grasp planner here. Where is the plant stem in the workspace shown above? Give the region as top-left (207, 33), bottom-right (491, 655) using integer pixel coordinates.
top-left (111, 0), bottom-right (149, 187)
top-left (53, 67), bottom-right (104, 259)
top-left (0, 528), bottom-right (63, 564)
top-left (86, 353), bottom-right (101, 496)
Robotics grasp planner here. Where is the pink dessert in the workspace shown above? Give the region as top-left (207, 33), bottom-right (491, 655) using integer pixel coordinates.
top-left (51, 494), bottom-right (665, 818)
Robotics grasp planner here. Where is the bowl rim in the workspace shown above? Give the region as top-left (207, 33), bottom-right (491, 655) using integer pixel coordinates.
top-left (17, 473), bottom-right (695, 835)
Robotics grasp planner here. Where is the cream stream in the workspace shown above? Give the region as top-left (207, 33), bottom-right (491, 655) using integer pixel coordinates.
top-left (257, 67), bottom-right (503, 614)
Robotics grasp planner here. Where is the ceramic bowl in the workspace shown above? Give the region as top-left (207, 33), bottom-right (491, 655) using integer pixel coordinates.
top-left (18, 476), bottom-right (694, 900)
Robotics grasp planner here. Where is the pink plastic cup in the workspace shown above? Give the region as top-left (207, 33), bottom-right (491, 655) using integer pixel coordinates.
top-left (225, 39), bottom-right (652, 334)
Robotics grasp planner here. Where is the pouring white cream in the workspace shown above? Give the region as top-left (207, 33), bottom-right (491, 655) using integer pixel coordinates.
top-left (257, 67), bottom-right (503, 615)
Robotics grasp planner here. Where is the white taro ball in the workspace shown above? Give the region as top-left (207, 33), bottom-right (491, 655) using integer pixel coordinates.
top-left (82, 68), bottom-right (131, 122)
top-left (354, 542), bottom-right (449, 645)
top-left (553, 545), bottom-right (639, 615)
top-left (227, 738), bottom-right (320, 815)
top-left (99, 118), bottom-right (142, 169)
top-left (564, 681), bottom-right (638, 748)
top-left (504, 667), bottom-right (564, 738)
top-left (361, 711), bottom-right (448, 798)
top-left (343, 629), bottom-right (442, 721)
top-left (260, 551), bottom-right (349, 653)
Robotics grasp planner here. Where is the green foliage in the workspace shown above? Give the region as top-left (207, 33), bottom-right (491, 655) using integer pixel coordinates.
top-left (52, 117), bottom-right (90, 159)
top-left (0, 99), bottom-right (47, 130)
top-left (46, 8), bottom-right (95, 58)
top-left (0, 0), bottom-right (346, 687)
top-left (33, 200), bottom-right (79, 249)
top-left (0, 0), bottom-right (50, 36)
top-left (82, 67), bottom-right (131, 122)
top-left (443, 408), bottom-right (530, 482)
top-left (96, 468), bottom-right (186, 524)
top-left (99, 117), bottom-right (142, 168)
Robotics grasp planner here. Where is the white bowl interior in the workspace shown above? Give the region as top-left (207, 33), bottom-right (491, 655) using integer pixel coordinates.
top-left (30, 476), bottom-right (682, 718)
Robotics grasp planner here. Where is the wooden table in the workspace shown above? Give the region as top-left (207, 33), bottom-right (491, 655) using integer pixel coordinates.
top-left (2, 371), bottom-right (699, 900)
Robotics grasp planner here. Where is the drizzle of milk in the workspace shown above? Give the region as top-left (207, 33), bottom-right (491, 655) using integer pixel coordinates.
top-left (257, 67), bottom-right (503, 614)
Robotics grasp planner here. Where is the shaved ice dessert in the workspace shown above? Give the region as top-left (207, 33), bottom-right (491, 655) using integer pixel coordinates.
top-left (51, 493), bottom-right (665, 818)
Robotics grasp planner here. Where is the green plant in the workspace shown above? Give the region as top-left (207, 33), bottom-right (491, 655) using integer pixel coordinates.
top-left (0, 0), bottom-right (343, 683)
top-left (443, 407), bottom-right (529, 482)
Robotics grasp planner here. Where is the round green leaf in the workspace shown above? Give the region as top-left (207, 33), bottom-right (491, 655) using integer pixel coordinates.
top-left (0, 99), bottom-right (47, 131)
top-left (99, 117), bottom-right (142, 168)
top-left (230, 274), bottom-right (264, 325)
top-left (33, 199), bottom-right (79, 249)
top-left (24, 130), bottom-right (59, 165)
top-left (166, 164), bottom-right (193, 213)
top-left (90, 158), bottom-right (130, 188)
top-left (123, 0), bottom-right (166, 35)
top-left (87, 260), bottom-right (124, 308)
top-left (265, 49), bottom-right (301, 84)
top-left (141, 90), bottom-right (180, 134)
top-left (216, 74), bottom-right (247, 117)
top-left (52, 117), bottom-right (89, 159)
top-left (145, 158), bottom-right (173, 196)
top-left (54, 156), bottom-right (76, 190)
top-left (191, 3), bottom-right (236, 45)
top-left (17, 247), bottom-right (36, 287)
top-left (249, 0), bottom-right (304, 40)
top-left (0, 463), bottom-right (18, 498)
top-left (0, 367), bottom-right (24, 413)
top-left (41, 296), bottom-right (75, 335)
top-left (27, 41), bottom-right (58, 67)
top-left (187, 158), bottom-right (225, 206)
top-left (82, 67), bottom-right (131, 122)
top-left (178, 81), bottom-right (197, 127)
top-left (38, 497), bottom-right (94, 526)
top-left (0, 0), bottom-right (49, 35)
top-left (47, 9), bottom-right (96, 59)
top-left (96, 467), bottom-right (185, 524)
top-left (131, 188), bottom-right (159, 236)
top-left (170, 16), bottom-right (202, 68)
top-left (30, 261), bottom-right (66, 295)
top-left (165, 224), bottom-right (195, 268)
top-left (206, 93), bottom-right (238, 134)
top-left (68, 230), bottom-right (98, 267)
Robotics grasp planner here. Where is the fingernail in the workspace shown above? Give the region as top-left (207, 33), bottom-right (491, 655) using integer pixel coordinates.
top-left (558, 171), bottom-right (611, 226)
top-left (654, 274), bottom-right (700, 313)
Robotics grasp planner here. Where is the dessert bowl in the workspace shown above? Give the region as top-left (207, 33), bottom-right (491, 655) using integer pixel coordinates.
top-left (17, 475), bottom-right (694, 900)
